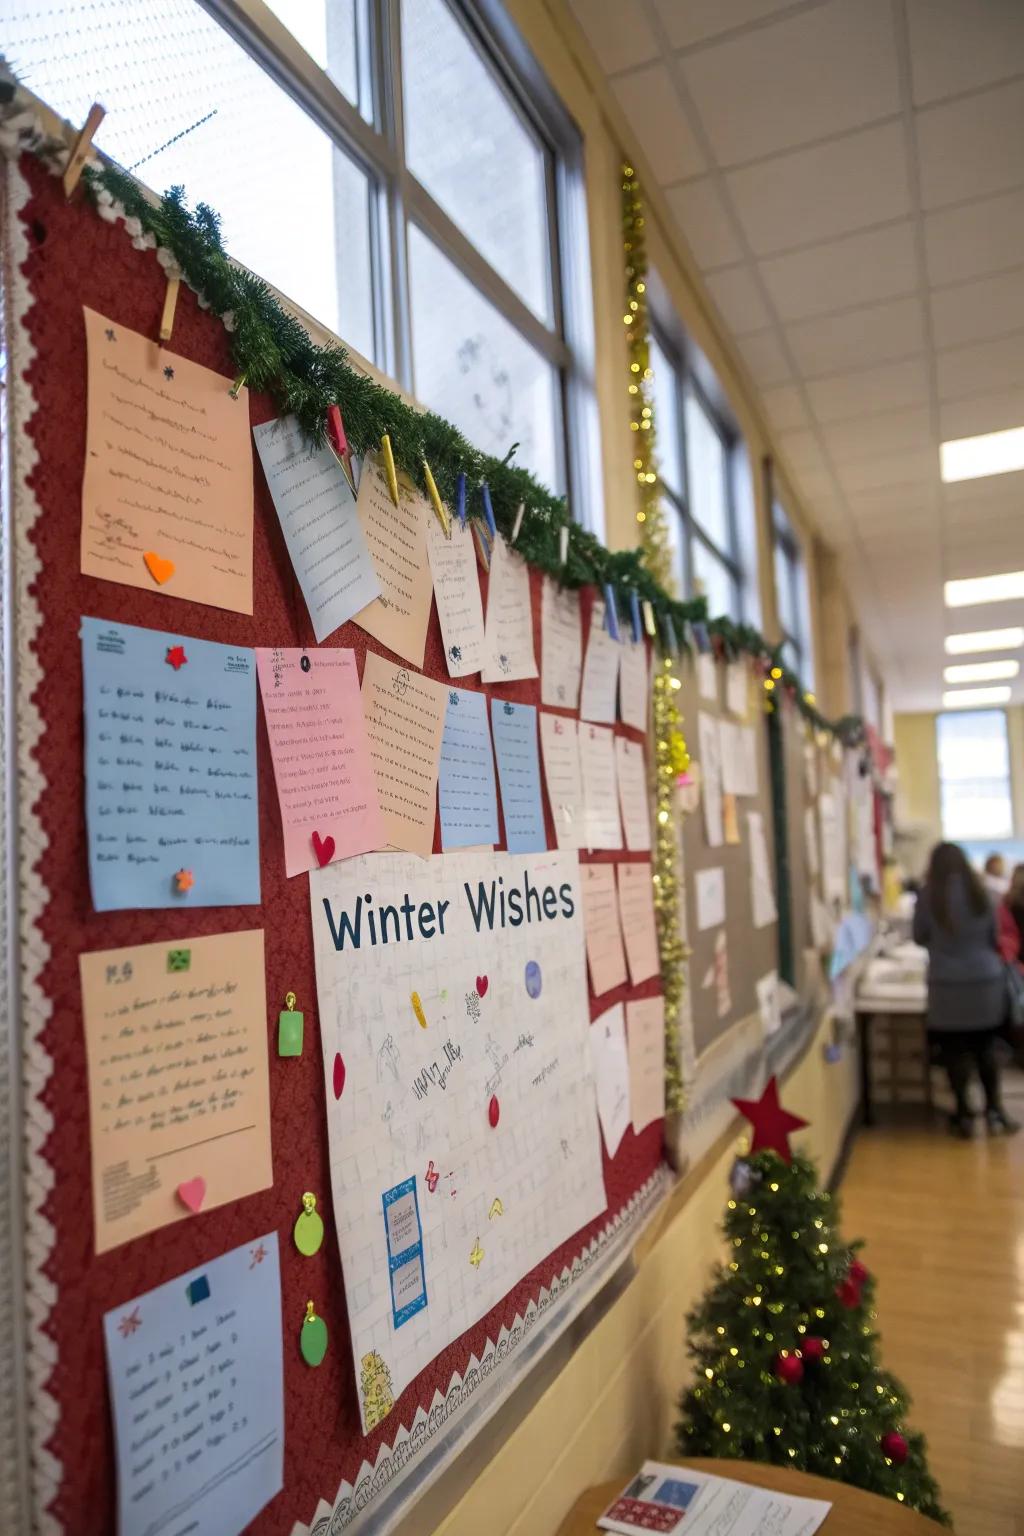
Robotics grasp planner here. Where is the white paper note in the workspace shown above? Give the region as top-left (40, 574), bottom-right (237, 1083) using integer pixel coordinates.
top-left (726, 659), bottom-right (749, 718)
top-left (540, 576), bottom-right (582, 709)
top-left (697, 650), bottom-right (718, 703)
top-left (698, 712), bottom-right (724, 848)
top-left (539, 712), bottom-right (586, 850)
top-left (590, 1003), bottom-right (631, 1157)
top-left (579, 599), bottom-right (620, 725)
top-left (618, 638), bottom-right (649, 733)
top-left (579, 723), bottom-right (622, 850)
top-left (626, 997), bottom-right (665, 1133)
top-left (695, 866), bottom-right (726, 931)
top-left (481, 535), bottom-right (538, 682)
top-left (354, 454), bottom-right (434, 668)
top-left (614, 736), bottom-right (651, 852)
top-left (804, 803), bottom-right (820, 877)
top-left (426, 516), bottom-right (485, 677)
top-left (748, 809), bottom-right (778, 928)
top-left (756, 970), bottom-right (782, 1038)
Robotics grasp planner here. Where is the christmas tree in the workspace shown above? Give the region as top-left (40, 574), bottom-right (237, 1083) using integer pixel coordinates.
top-left (675, 1079), bottom-right (949, 1524)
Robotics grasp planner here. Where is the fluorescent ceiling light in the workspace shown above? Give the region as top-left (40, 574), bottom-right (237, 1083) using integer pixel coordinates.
top-left (941, 426), bottom-right (1024, 482)
top-left (944, 570), bottom-right (1024, 607)
top-left (943, 660), bottom-right (1019, 684)
top-left (945, 626), bottom-right (1024, 655)
top-left (941, 686), bottom-right (1012, 708)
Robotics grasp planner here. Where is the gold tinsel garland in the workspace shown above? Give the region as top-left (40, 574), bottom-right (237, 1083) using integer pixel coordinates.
top-left (622, 162), bottom-right (689, 1111)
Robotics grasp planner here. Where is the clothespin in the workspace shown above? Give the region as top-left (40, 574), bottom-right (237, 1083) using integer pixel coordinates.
top-left (603, 584), bottom-right (621, 641)
top-left (472, 518), bottom-right (492, 572)
top-left (456, 472), bottom-right (467, 528)
top-left (422, 458), bottom-right (450, 538)
top-left (480, 482), bottom-right (497, 540)
top-left (642, 598), bottom-right (657, 638)
top-left (63, 102), bottom-right (105, 198)
top-left (629, 590), bottom-right (642, 643)
top-left (159, 275), bottom-right (180, 345)
top-left (380, 433), bottom-right (400, 506)
top-left (511, 501), bottom-right (526, 545)
top-left (559, 525), bottom-right (569, 568)
top-left (326, 404), bottom-right (355, 491)
top-left (229, 372), bottom-right (247, 400)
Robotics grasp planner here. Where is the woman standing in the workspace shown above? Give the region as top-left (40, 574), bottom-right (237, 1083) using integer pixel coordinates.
top-left (913, 842), bottom-right (1017, 1137)
top-left (997, 863), bottom-right (1024, 970)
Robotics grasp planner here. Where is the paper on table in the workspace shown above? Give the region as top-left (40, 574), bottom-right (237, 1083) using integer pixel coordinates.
top-left (696, 650), bottom-right (718, 702)
top-left (539, 711), bottom-right (586, 850)
top-left (695, 866), bottom-right (726, 931)
top-left (361, 651), bottom-right (448, 855)
top-left (438, 686), bottom-right (498, 849)
top-left (481, 535), bottom-right (538, 683)
top-left (540, 576), bottom-right (582, 708)
top-left (353, 452), bottom-right (434, 667)
top-left (756, 970), bottom-right (782, 1037)
top-left (582, 862), bottom-right (629, 996)
top-left (426, 515), bottom-right (485, 676)
top-left (804, 803), bottom-right (820, 876)
top-left (618, 638), bottom-right (649, 733)
top-left (104, 1233), bottom-right (283, 1536)
top-left (256, 647), bottom-right (383, 875)
top-left (590, 1003), bottom-right (631, 1157)
top-left (617, 861), bottom-right (660, 984)
top-left (626, 997), bottom-right (665, 1132)
top-left (491, 699), bottom-right (546, 853)
top-left (698, 712), bottom-right (724, 848)
top-left (81, 617), bottom-right (259, 910)
top-left (598, 1460), bottom-right (831, 1536)
top-left (748, 809), bottom-right (778, 928)
top-left (579, 722), bottom-right (622, 850)
top-left (726, 659), bottom-right (749, 718)
top-left (252, 414), bottom-right (380, 641)
top-left (723, 792), bottom-right (741, 845)
top-left (614, 736), bottom-right (651, 852)
top-left (80, 307), bottom-right (254, 613)
top-left (80, 930), bottom-right (271, 1252)
top-left (579, 599), bottom-right (620, 724)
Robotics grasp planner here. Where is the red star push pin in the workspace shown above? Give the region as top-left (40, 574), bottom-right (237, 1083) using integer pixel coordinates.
top-left (165, 644), bottom-right (187, 670)
top-left (730, 1075), bottom-right (808, 1163)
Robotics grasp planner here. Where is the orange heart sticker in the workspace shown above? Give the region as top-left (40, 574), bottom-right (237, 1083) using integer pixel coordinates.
top-left (143, 551), bottom-right (176, 585)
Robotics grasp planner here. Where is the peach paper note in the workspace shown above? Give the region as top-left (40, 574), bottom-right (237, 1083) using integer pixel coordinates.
top-left (361, 651), bottom-right (448, 855)
top-left (617, 860), bottom-right (660, 985)
top-left (627, 996), bottom-right (665, 1132)
top-left (255, 647), bottom-right (384, 875)
top-left (353, 452), bottom-right (434, 667)
top-left (80, 930), bottom-right (271, 1253)
top-left (80, 306), bottom-right (254, 612)
top-left (581, 863), bottom-right (628, 997)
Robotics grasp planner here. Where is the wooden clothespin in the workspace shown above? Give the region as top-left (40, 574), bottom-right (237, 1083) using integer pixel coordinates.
top-left (159, 276), bottom-right (180, 344)
top-left (380, 433), bottom-right (400, 507)
top-left (422, 459), bottom-right (450, 538)
top-left (63, 102), bottom-right (106, 198)
top-left (510, 502), bottom-right (526, 545)
top-left (642, 599), bottom-right (657, 638)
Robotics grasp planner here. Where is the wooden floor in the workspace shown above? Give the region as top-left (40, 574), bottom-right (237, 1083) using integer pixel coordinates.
top-left (841, 1074), bottom-right (1024, 1536)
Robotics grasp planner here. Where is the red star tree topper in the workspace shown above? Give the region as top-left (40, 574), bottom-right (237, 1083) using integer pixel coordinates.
top-left (731, 1075), bottom-right (808, 1163)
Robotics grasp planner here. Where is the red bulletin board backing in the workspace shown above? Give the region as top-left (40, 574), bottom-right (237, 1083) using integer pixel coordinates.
top-left (14, 154), bottom-right (667, 1533)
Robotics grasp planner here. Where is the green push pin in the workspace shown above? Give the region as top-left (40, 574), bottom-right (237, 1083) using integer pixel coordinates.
top-left (278, 990), bottom-right (304, 1058)
top-left (294, 1191), bottom-right (324, 1257)
top-left (300, 1299), bottom-right (328, 1367)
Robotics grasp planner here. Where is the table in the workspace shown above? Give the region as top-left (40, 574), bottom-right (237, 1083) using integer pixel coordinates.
top-left (855, 994), bottom-right (929, 1126)
top-left (554, 1459), bottom-right (947, 1535)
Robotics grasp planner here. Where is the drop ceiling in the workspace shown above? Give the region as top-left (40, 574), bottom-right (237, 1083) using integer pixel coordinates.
top-left (570, 0), bottom-right (1024, 712)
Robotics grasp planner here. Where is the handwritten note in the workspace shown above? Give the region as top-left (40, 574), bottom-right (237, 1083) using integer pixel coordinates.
top-left (726, 659), bottom-right (750, 718)
top-left (438, 687), bottom-right (499, 849)
top-left (81, 617), bottom-right (259, 911)
top-left (362, 652), bottom-right (448, 856)
top-left (748, 810), bottom-right (778, 928)
top-left (590, 1003), bottom-right (630, 1156)
top-left (491, 700), bottom-right (547, 853)
top-left (614, 736), bottom-right (651, 852)
top-left (579, 599), bottom-right (620, 724)
top-left (617, 861), bottom-right (660, 985)
top-left (626, 997), bottom-right (665, 1132)
top-left (80, 307), bottom-right (254, 613)
top-left (697, 650), bottom-right (718, 702)
top-left (481, 536), bottom-right (538, 683)
top-left (425, 515), bottom-right (485, 676)
top-left (255, 647), bottom-right (383, 875)
top-left (539, 712), bottom-right (585, 851)
top-left (80, 929), bottom-right (271, 1252)
top-left (695, 866), bottom-right (726, 931)
top-left (354, 453), bottom-right (434, 667)
top-left (252, 414), bottom-right (379, 641)
top-left (104, 1233), bottom-right (283, 1536)
top-left (579, 723), bottom-right (622, 850)
top-left (721, 719), bottom-right (758, 796)
top-left (540, 576), bottom-right (582, 708)
top-left (581, 863), bottom-right (628, 996)
top-left (618, 638), bottom-right (649, 733)
top-left (698, 711), bottom-right (724, 848)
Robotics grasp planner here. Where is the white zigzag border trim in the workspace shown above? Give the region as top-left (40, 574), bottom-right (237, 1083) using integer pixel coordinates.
top-left (293, 1165), bottom-right (671, 1536)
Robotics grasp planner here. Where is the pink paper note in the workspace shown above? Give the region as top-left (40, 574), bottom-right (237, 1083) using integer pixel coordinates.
top-left (256, 648), bottom-right (384, 875)
top-left (581, 862), bottom-right (628, 997)
top-left (617, 860), bottom-right (660, 985)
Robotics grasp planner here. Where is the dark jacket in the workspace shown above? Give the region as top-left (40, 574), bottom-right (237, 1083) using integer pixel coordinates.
top-left (912, 876), bottom-right (1004, 1032)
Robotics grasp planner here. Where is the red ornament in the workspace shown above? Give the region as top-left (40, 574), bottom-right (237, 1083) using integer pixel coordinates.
top-left (731, 1077), bottom-right (809, 1164)
top-left (836, 1277), bottom-right (862, 1309)
top-left (849, 1258), bottom-right (869, 1287)
top-left (488, 1094), bottom-right (500, 1128)
top-left (332, 1052), bottom-right (345, 1100)
top-left (880, 1431), bottom-right (909, 1466)
top-left (774, 1351), bottom-right (804, 1385)
top-left (800, 1336), bottom-right (826, 1362)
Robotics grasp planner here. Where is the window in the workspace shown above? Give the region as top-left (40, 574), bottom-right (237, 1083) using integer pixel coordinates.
top-left (937, 711), bottom-right (1013, 842)
top-left (649, 326), bottom-right (743, 617)
top-left (8, 0), bottom-right (596, 511)
top-left (773, 503), bottom-right (813, 683)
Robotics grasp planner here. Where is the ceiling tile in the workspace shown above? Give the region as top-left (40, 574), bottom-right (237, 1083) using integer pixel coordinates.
top-left (929, 268), bottom-right (1024, 350)
top-left (676, 0), bottom-right (899, 167)
top-left (776, 427), bottom-right (828, 472)
top-left (735, 329), bottom-right (792, 386)
top-left (786, 296), bottom-right (925, 376)
top-left (805, 358), bottom-right (931, 423)
top-left (612, 64), bottom-right (706, 183)
top-left (924, 188), bottom-right (1024, 286)
top-left (820, 406), bottom-right (933, 464)
top-left (663, 178), bottom-right (744, 269)
top-left (916, 77), bottom-right (1024, 210)
top-left (935, 331), bottom-right (1024, 400)
top-left (704, 265), bottom-right (772, 334)
top-left (652, 0), bottom-right (798, 51)
top-left (760, 382), bottom-right (809, 431)
top-left (836, 448), bottom-right (936, 494)
top-left (759, 222), bottom-right (918, 322)
top-left (725, 121), bottom-right (911, 257)
top-left (568, 0), bottom-right (659, 74)
top-left (939, 389), bottom-right (1024, 441)
top-left (906, 0), bottom-right (1024, 106)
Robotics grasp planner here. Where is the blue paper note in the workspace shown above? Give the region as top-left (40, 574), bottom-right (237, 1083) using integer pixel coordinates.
top-left (382, 1177), bottom-right (428, 1329)
top-left (490, 699), bottom-right (547, 853)
top-left (438, 687), bottom-right (499, 849)
top-left (103, 1233), bottom-right (283, 1536)
top-left (81, 617), bottom-right (260, 910)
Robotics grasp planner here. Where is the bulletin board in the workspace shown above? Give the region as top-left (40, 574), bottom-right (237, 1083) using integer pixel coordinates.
top-left (676, 650), bottom-right (778, 1058)
top-left (5, 153), bottom-right (668, 1536)
top-left (779, 695), bottom-right (815, 996)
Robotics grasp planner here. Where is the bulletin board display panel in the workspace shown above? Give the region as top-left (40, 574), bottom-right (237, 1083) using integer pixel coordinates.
top-left (677, 650), bottom-right (778, 1058)
top-left (10, 155), bottom-right (666, 1535)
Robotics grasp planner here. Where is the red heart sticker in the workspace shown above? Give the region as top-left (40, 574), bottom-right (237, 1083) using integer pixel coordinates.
top-left (176, 1176), bottom-right (206, 1213)
top-left (312, 831), bottom-right (336, 868)
top-left (333, 1053), bottom-right (346, 1100)
top-left (475, 975), bottom-right (489, 998)
top-left (488, 1095), bottom-right (500, 1128)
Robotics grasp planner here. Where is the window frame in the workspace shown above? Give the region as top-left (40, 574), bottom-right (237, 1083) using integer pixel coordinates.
top-left (936, 708), bottom-right (1014, 843)
top-left (772, 501), bottom-right (808, 679)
